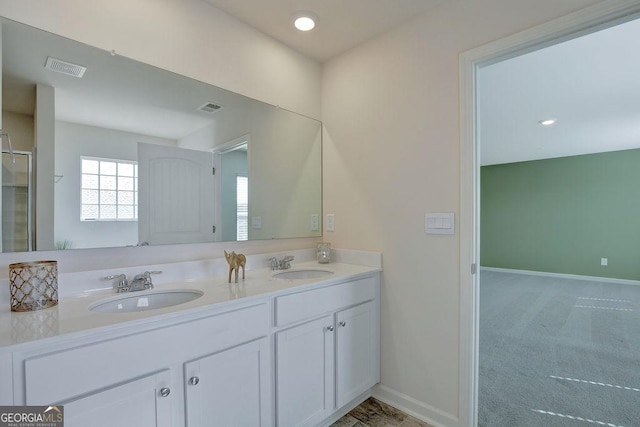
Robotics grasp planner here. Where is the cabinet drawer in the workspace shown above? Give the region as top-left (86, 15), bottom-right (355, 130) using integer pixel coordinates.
top-left (21, 303), bottom-right (267, 404)
top-left (274, 276), bottom-right (376, 326)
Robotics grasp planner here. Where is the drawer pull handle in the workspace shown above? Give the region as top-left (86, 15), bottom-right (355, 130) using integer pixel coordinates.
top-left (326, 325), bottom-right (334, 332)
top-left (339, 321), bottom-right (346, 327)
top-left (160, 387), bottom-right (171, 397)
top-left (189, 376), bottom-right (200, 386)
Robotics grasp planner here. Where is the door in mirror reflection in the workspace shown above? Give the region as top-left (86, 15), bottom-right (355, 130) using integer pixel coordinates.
top-left (2, 152), bottom-right (32, 252)
top-left (138, 143), bottom-right (215, 245)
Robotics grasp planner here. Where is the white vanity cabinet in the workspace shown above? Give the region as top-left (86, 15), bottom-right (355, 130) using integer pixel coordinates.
top-left (3, 265), bottom-right (381, 427)
top-left (276, 315), bottom-right (335, 427)
top-left (184, 337), bottom-right (270, 426)
top-left (11, 302), bottom-right (271, 427)
top-left (335, 301), bottom-right (377, 408)
top-left (59, 370), bottom-right (173, 427)
top-left (274, 274), bottom-right (380, 427)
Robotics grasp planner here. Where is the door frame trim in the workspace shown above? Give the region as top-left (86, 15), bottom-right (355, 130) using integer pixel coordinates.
top-left (458, 2), bottom-right (640, 426)
top-left (212, 134), bottom-right (251, 242)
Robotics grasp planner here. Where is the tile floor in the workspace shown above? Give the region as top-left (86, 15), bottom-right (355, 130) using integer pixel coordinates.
top-left (331, 397), bottom-right (433, 427)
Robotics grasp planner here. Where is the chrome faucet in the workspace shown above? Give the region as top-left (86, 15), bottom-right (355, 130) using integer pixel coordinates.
top-left (268, 255), bottom-right (295, 270)
top-left (103, 271), bottom-right (162, 293)
top-left (279, 255), bottom-right (294, 270)
top-left (103, 273), bottom-right (129, 293)
top-left (129, 271), bottom-right (162, 291)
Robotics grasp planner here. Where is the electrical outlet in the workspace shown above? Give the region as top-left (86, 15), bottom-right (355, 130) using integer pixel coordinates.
top-left (601, 258), bottom-right (608, 266)
top-left (310, 214), bottom-right (319, 231)
top-left (326, 214), bottom-right (335, 232)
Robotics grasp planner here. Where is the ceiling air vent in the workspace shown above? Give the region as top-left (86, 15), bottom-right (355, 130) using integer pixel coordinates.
top-left (45, 56), bottom-right (87, 78)
top-left (198, 102), bottom-right (223, 114)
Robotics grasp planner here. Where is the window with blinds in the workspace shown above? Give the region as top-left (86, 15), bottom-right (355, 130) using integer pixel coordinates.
top-left (81, 157), bottom-right (138, 221)
top-left (237, 175), bottom-right (248, 241)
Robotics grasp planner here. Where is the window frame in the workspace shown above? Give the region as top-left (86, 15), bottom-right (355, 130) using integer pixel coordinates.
top-left (236, 174), bottom-right (248, 241)
top-left (80, 156), bottom-right (138, 222)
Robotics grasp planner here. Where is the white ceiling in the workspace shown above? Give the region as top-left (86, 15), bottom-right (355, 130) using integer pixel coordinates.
top-left (201, 0), bottom-right (444, 62)
top-left (480, 17), bottom-right (640, 166)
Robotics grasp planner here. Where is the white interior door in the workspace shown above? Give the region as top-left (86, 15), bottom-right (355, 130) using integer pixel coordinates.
top-left (138, 143), bottom-right (214, 245)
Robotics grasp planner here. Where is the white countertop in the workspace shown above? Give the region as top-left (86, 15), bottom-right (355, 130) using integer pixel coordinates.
top-left (0, 260), bottom-right (381, 349)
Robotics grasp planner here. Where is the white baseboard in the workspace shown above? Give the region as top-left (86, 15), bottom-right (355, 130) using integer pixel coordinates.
top-left (481, 267), bottom-right (640, 286)
top-left (371, 384), bottom-right (458, 427)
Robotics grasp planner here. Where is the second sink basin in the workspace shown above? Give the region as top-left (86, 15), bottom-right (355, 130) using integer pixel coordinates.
top-left (89, 289), bottom-right (204, 313)
top-left (273, 269), bottom-right (334, 280)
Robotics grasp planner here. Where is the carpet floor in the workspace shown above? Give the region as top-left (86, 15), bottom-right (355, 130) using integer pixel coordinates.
top-left (479, 270), bottom-right (640, 427)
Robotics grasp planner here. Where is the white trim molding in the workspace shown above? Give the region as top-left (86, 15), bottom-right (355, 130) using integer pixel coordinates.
top-left (372, 384), bottom-right (458, 427)
top-left (459, 1), bottom-right (640, 426)
top-left (480, 267), bottom-right (640, 286)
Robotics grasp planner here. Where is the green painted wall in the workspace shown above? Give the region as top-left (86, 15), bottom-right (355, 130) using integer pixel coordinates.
top-left (481, 148), bottom-right (640, 280)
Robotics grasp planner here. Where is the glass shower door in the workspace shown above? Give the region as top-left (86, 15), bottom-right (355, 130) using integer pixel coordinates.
top-left (2, 151), bottom-right (32, 252)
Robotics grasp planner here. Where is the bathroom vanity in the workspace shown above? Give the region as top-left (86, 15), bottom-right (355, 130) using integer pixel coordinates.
top-left (0, 251), bottom-right (381, 427)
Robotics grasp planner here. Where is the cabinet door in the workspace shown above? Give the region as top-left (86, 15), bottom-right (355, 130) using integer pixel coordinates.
top-left (61, 370), bottom-right (172, 427)
top-left (184, 338), bottom-right (271, 427)
top-left (276, 315), bottom-right (335, 427)
top-left (336, 302), bottom-right (375, 407)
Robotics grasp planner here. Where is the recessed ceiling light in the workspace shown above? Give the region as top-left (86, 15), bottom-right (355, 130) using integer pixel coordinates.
top-left (292, 11), bottom-right (318, 31)
top-left (538, 118), bottom-right (557, 126)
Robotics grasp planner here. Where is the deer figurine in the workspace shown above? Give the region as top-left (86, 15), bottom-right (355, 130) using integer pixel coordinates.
top-left (224, 250), bottom-right (246, 283)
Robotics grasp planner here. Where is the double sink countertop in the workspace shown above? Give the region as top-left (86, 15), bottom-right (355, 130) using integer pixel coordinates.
top-left (0, 249), bottom-right (382, 349)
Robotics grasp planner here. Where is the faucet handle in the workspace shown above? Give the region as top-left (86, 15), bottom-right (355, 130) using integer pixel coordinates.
top-left (129, 271), bottom-right (155, 290)
top-left (103, 274), bottom-right (129, 293)
top-left (279, 255), bottom-right (294, 270)
top-left (135, 270), bottom-right (162, 278)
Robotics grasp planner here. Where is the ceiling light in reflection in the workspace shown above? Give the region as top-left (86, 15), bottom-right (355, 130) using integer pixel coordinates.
top-left (538, 118), bottom-right (557, 126)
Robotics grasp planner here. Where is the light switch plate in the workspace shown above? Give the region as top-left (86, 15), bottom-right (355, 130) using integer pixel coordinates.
top-left (425, 212), bottom-right (455, 235)
top-left (252, 216), bottom-right (262, 229)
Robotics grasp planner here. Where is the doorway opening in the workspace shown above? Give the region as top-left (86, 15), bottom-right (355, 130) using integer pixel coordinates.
top-left (213, 135), bottom-right (249, 242)
top-left (460, 3), bottom-right (640, 426)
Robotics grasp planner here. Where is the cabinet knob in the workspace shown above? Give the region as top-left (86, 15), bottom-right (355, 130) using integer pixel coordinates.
top-left (339, 321), bottom-right (346, 327)
top-left (326, 325), bottom-right (334, 332)
top-left (159, 387), bottom-right (171, 397)
top-left (189, 376), bottom-right (200, 386)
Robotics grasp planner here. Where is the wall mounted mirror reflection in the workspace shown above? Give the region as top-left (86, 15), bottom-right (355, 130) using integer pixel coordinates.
top-left (0, 17), bottom-right (322, 252)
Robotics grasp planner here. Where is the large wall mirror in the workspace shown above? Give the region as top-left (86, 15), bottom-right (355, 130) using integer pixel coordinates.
top-left (0, 18), bottom-right (322, 252)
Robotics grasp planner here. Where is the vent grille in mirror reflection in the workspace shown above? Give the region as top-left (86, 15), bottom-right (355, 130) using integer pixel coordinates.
top-left (45, 56), bottom-right (87, 78)
top-left (198, 102), bottom-right (222, 113)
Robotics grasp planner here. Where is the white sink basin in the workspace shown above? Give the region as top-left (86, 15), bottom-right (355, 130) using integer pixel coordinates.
top-left (89, 289), bottom-right (204, 313)
top-left (273, 269), bottom-right (334, 280)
